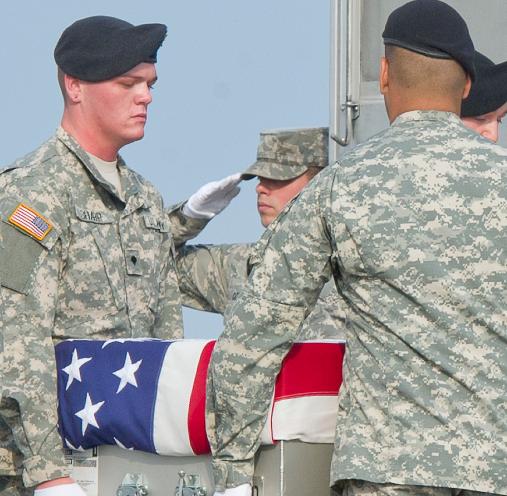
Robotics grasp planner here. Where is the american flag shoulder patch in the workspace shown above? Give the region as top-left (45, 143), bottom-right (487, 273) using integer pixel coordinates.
top-left (8, 203), bottom-right (53, 241)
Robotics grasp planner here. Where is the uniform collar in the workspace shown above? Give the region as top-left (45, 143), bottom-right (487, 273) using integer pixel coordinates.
top-left (56, 127), bottom-right (150, 210)
top-left (392, 110), bottom-right (463, 127)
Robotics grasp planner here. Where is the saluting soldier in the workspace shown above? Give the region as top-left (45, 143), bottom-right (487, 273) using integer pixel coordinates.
top-left (0, 15), bottom-right (240, 496)
top-left (177, 127), bottom-right (346, 342)
top-left (207, 1), bottom-right (507, 496)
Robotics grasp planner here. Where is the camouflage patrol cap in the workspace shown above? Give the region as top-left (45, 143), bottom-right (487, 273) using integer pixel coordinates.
top-left (242, 127), bottom-right (329, 181)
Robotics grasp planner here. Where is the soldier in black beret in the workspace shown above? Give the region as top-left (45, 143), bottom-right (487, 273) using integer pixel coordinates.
top-left (382, 1), bottom-right (506, 143)
top-left (0, 15), bottom-right (242, 496)
top-left (382, 0), bottom-right (476, 80)
top-left (204, 2), bottom-right (506, 496)
top-left (379, 0), bottom-right (474, 125)
top-left (461, 51), bottom-right (507, 142)
top-left (0, 15), bottom-right (170, 496)
top-left (54, 15), bottom-right (167, 83)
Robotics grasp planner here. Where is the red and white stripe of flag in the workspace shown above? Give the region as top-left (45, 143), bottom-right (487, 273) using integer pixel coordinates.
top-left (152, 339), bottom-right (345, 456)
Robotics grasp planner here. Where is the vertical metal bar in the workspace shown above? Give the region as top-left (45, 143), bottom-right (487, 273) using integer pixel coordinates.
top-left (330, 0), bottom-right (354, 149)
top-left (330, 0), bottom-right (361, 153)
top-left (329, 0), bottom-right (340, 162)
top-left (279, 440), bottom-right (285, 496)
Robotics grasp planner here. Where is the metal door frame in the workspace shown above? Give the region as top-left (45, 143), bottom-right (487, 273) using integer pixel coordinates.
top-left (330, 0), bottom-right (362, 161)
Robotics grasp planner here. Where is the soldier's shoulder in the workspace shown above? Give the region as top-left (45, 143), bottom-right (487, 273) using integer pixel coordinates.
top-left (1, 135), bottom-right (75, 186)
top-left (472, 134), bottom-right (507, 160)
top-left (223, 242), bottom-right (253, 259)
top-left (338, 116), bottom-right (507, 170)
top-left (0, 138), bottom-right (74, 228)
top-left (440, 125), bottom-right (507, 169)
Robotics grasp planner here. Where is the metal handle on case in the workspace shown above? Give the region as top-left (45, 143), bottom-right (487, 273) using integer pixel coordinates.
top-left (116, 473), bottom-right (149, 496)
top-left (175, 470), bottom-right (207, 496)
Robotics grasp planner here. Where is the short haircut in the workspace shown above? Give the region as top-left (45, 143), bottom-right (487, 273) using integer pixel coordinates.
top-left (385, 45), bottom-right (467, 98)
top-left (57, 67), bottom-right (70, 103)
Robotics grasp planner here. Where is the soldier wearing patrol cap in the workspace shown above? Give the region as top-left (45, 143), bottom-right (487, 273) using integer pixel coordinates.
top-left (177, 127), bottom-right (345, 342)
top-left (207, 1), bottom-right (507, 496)
top-left (242, 127), bottom-right (329, 225)
top-left (176, 127), bottom-right (345, 496)
top-left (0, 15), bottom-right (240, 495)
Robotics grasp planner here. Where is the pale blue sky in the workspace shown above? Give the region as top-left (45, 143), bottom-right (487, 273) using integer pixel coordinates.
top-left (1, 1), bottom-right (330, 337)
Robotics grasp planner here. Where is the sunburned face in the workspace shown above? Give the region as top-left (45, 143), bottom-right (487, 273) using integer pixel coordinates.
top-left (255, 172), bottom-right (312, 227)
top-left (78, 62), bottom-right (157, 150)
top-left (462, 101), bottom-right (507, 143)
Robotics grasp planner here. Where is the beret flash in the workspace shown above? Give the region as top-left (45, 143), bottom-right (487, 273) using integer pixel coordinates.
top-left (54, 15), bottom-right (167, 82)
top-left (382, 0), bottom-right (476, 80)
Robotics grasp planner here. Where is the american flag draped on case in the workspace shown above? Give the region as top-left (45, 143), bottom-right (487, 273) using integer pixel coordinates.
top-left (56, 338), bottom-right (345, 456)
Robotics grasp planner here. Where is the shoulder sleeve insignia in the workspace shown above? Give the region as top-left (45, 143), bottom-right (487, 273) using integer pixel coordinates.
top-left (8, 203), bottom-right (53, 241)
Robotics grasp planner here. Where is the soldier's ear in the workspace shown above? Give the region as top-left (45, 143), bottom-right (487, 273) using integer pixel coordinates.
top-left (64, 74), bottom-right (82, 104)
top-left (462, 74), bottom-right (472, 99)
top-left (379, 57), bottom-right (389, 95)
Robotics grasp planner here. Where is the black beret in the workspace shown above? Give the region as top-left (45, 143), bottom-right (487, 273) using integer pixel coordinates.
top-left (461, 51), bottom-right (507, 117)
top-left (54, 16), bottom-right (167, 82)
top-left (383, 0), bottom-right (476, 80)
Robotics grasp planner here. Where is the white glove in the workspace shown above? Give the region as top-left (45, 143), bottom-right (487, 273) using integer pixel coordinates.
top-left (216, 483), bottom-right (252, 496)
top-left (34, 482), bottom-right (86, 495)
top-left (183, 173), bottom-right (242, 219)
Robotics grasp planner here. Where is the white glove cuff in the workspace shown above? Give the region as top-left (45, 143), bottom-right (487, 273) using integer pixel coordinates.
top-left (182, 201), bottom-right (214, 220)
top-left (224, 483), bottom-right (252, 496)
top-left (34, 482), bottom-right (86, 496)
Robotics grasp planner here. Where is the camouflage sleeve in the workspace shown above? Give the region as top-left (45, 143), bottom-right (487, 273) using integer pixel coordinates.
top-left (298, 280), bottom-right (347, 341)
top-left (208, 171), bottom-right (334, 490)
top-left (176, 244), bottom-right (251, 314)
top-left (167, 201), bottom-right (211, 247)
top-left (0, 216), bottom-right (70, 487)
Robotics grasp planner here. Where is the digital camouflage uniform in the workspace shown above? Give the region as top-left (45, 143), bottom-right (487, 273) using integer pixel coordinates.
top-left (176, 126), bottom-right (339, 336)
top-left (209, 111), bottom-right (507, 494)
top-left (0, 128), bottom-right (207, 491)
top-left (176, 126), bottom-right (347, 484)
top-left (177, 243), bottom-right (345, 340)
top-left (241, 127), bottom-right (329, 181)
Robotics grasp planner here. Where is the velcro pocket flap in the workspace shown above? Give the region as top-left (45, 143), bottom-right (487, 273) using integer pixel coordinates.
top-left (1, 220), bottom-right (58, 294)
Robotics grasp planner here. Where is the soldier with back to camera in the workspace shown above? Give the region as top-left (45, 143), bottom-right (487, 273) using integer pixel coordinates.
top-left (207, 2), bottom-right (507, 495)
